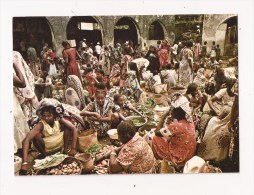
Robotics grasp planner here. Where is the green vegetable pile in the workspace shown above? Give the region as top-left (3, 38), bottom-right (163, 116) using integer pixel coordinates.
top-left (33, 152), bottom-right (68, 170)
top-left (136, 98), bottom-right (157, 125)
top-left (84, 144), bottom-right (104, 157)
top-left (130, 118), bottom-right (145, 126)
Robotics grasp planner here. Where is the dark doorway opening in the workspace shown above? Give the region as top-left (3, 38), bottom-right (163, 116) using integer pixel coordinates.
top-left (67, 16), bottom-right (102, 49)
top-left (13, 17), bottom-right (53, 61)
top-left (114, 17), bottom-right (138, 47)
top-left (148, 21), bottom-right (165, 40)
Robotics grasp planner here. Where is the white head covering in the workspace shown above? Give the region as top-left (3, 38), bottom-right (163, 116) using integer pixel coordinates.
top-left (170, 93), bottom-right (193, 122)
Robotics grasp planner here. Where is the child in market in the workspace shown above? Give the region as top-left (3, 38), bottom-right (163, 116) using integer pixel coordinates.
top-left (20, 103), bottom-right (78, 173)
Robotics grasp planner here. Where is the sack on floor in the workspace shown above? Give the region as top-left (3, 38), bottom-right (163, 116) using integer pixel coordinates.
top-left (77, 130), bottom-right (98, 152)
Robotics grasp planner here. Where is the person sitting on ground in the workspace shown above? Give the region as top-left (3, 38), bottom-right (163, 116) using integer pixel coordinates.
top-left (207, 78), bottom-right (236, 116)
top-left (185, 83), bottom-right (206, 113)
top-left (146, 93), bottom-right (196, 169)
top-left (105, 121), bottom-right (155, 174)
top-left (197, 79), bottom-right (238, 162)
top-left (205, 53), bottom-right (219, 69)
top-left (213, 67), bottom-right (227, 93)
top-left (21, 100), bottom-right (78, 172)
top-left (111, 94), bottom-right (144, 128)
top-left (80, 90), bottom-right (112, 138)
top-left (109, 59), bottom-right (121, 86)
top-left (160, 64), bottom-right (177, 88)
top-left (148, 70), bottom-right (162, 92)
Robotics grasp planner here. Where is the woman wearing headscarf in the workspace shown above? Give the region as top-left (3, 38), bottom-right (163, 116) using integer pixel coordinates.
top-left (20, 98), bottom-right (79, 173)
top-left (64, 75), bottom-right (86, 110)
top-left (80, 90), bottom-right (113, 138)
top-left (197, 79), bottom-right (238, 162)
top-left (146, 93), bottom-right (197, 168)
top-left (13, 51), bottom-right (39, 120)
top-left (178, 40), bottom-right (194, 87)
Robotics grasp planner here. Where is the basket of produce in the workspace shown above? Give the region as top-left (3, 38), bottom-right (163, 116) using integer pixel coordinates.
top-left (36, 157), bottom-right (82, 175)
top-left (125, 116), bottom-right (147, 129)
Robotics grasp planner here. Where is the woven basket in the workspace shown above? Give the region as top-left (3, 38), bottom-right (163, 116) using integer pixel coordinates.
top-left (75, 153), bottom-right (94, 174)
top-left (153, 94), bottom-right (163, 105)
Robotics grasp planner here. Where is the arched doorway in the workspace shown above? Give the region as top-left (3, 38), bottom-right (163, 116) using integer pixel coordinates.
top-left (148, 21), bottom-right (165, 40)
top-left (66, 16), bottom-right (103, 49)
top-left (13, 17), bottom-right (53, 61)
top-left (114, 17), bottom-right (139, 47)
top-left (215, 16), bottom-right (238, 56)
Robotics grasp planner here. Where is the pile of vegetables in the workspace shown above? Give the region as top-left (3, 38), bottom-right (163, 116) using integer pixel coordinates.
top-left (33, 153), bottom-right (68, 170)
top-left (94, 159), bottom-right (109, 174)
top-left (45, 161), bottom-right (81, 175)
top-left (136, 98), bottom-right (159, 125)
top-left (84, 144), bottom-right (104, 158)
top-left (130, 118), bottom-right (146, 127)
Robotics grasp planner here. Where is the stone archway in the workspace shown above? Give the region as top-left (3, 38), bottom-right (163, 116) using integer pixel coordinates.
top-left (13, 17), bottom-right (54, 61)
top-left (114, 17), bottom-right (140, 47)
top-left (148, 20), bottom-right (165, 40)
top-left (215, 16), bottom-right (238, 56)
top-left (66, 16), bottom-right (103, 49)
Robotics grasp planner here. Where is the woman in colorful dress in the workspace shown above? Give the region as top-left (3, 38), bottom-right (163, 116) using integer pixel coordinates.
top-left (197, 79), bottom-right (238, 162)
top-left (64, 75), bottom-right (86, 110)
top-left (107, 121), bottom-right (155, 174)
top-left (62, 41), bottom-right (82, 81)
top-left (13, 51), bottom-right (39, 121)
top-left (80, 90), bottom-right (112, 138)
top-left (146, 93), bottom-right (197, 169)
top-left (157, 39), bottom-right (172, 69)
top-left (13, 60), bottom-right (30, 154)
top-left (109, 59), bottom-right (121, 86)
top-left (178, 40), bottom-right (194, 87)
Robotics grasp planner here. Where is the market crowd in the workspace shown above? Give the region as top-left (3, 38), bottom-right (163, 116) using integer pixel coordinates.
top-left (13, 34), bottom-right (239, 175)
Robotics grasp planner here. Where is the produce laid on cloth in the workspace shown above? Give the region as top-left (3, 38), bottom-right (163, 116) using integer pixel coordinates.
top-left (33, 152), bottom-right (68, 170)
top-left (36, 157), bottom-right (82, 175)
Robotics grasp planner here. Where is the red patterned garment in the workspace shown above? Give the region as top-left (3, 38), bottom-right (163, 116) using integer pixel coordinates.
top-left (158, 48), bottom-right (170, 68)
top-left (117, 134), bottom-right (155, 173)
top-left (62, 48), bottom-right (81, 81)
top-left (152, 120), bottom-right (197, 168)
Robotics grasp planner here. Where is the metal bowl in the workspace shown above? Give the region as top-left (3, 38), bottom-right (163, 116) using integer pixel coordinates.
top-left (125, 116), bottom-right (147, 129)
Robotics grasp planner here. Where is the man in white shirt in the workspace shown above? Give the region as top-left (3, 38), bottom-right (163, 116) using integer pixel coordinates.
top-left (95, 42), bottom-right (102, 59)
